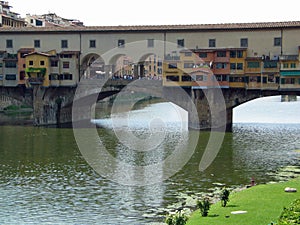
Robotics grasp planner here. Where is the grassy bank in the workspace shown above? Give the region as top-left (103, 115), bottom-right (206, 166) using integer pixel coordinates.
top-left (187, 177), bottom-right (300, 225)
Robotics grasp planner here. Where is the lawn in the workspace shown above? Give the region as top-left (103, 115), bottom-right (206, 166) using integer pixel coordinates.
top-left (186, 177), bottom-right (300, 225)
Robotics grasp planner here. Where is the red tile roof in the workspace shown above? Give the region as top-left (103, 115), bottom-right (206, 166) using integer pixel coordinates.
top-left (1, 21), bottom-right (300, 33)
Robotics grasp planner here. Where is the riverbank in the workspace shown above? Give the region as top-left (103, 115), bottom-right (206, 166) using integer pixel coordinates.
top-left (186, 175), bottom-right (300, 225)
top-left (0, 108), bottom-right (33, 126)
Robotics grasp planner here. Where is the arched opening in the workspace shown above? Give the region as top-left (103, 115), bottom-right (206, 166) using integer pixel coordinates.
top-left (81, 53), bottom-right (105, 79)
top-left (138, 53), bottom-right (163, 80)
top-left (233, 95), bottom-right (300, 124)
top-left (109, 54), bottom-right (134, 79)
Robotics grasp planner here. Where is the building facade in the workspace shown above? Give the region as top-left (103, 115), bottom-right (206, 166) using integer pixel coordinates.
top-left (0, 21), bottom-right (300, 91)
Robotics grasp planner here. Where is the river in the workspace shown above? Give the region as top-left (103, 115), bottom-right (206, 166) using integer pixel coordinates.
top-left (0, 96), bottom-right (299, 224)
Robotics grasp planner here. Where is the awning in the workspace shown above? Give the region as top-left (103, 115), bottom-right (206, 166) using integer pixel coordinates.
top-left (280, 70), bottom-right (300, 76)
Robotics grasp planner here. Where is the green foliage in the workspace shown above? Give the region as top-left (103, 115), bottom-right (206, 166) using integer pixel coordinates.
top-left (165, 212), bottom-right (188, 225)
top-left (4, 105), bottom-right (32, 111)
top-left (277, 199), bottom-right (300, 225)
top-left (197, 198), bottom-right (211, 217)
top-left (220, 188), bottom-right (230, 207)
top-left (186, 178), bottom-right (300, 225)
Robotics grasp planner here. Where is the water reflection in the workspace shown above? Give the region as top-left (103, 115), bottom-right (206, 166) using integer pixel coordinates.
top-left (0, 102), bottom-right (299, 224)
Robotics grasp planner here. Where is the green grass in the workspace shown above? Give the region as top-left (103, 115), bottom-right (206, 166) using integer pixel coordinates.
top-left (187, 177), bottom-right (300, 225)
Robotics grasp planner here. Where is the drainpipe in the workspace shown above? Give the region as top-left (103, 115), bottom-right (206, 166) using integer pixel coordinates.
top-left (78, 32), bottom-right (82, 81)
top-left (164, 31), bottom-right (166, 59)
top-left (280, 28), bottom-right (283, 56)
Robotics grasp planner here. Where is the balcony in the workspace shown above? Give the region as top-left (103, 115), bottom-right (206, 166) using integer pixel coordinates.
top-left (279, 55), bottom-right (298, 61)
top-left (28, 77), bottom-right (44, 85)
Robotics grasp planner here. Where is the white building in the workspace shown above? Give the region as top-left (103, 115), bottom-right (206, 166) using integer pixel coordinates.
top-left (0, 1), bottom-right (25, 27)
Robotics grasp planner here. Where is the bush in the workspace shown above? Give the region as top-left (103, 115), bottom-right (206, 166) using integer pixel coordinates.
top-left (197, 198), bottom-right (211, 217)
top-left (165, 212), bottom-right (188, 225)
top-left (278, 199), bottom-right (300, 225)
top-left (220, 188), bottom-right (230, 207)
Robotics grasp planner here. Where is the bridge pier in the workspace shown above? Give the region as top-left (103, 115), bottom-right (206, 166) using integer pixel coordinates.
top-left (32, 86), bottom-right (75, 126)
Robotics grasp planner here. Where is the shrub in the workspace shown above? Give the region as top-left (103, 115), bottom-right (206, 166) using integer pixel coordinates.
top-left (278, 199), bottom-right (300, 225)
top-left (165, 211), bottom-right (188, 225)
top-left (197, 198), bottom-right (211, 217)
top-left (220, 188), bottom-right (230, 207)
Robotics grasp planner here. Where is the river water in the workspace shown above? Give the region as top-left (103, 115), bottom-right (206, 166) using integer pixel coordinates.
top-left (0, 96), bottom-right (300, 224)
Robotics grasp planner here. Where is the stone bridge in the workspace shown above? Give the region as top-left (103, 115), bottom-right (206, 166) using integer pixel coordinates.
top-left (26, 78), bottom-right (300, 131)
top-left (1, 79), bottom-right (300, 130)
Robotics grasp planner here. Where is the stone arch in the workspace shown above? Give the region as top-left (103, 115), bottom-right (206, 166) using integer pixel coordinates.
top-left (81, 53), bottom-right (105, 79)
top-left (108, 54), bottom-right (134, 79)
top-left (138, 53), bottom-right (164, 79)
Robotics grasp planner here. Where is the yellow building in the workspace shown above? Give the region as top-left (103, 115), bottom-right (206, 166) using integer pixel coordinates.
top-left (279, 52), bottom-right (300, 90)
top-left (229, 48), bottom-right (247, 88)
top-left (25, 52), bottom-right (52, 87)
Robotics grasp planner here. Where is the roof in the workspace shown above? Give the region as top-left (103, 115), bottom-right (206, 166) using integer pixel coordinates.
top-left (24, 51), bottom-right (53, 57)
top-left (1, 21), bottom-right (300, 33)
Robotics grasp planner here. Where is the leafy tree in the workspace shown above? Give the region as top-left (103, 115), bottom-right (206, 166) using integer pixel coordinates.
top-left (197, 198), bottom-right (211, 217)
top-left (220, 188), bottom-right (230, 207)
top-left (165, 212), bottom-right (188, 225)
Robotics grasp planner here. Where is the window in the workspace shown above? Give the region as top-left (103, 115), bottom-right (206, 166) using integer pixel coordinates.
top-left (166, 75), bottom-right (179, 82)
top-left (49, 74), bottom-right (58, 80)
top-left (40, 61), bottom-right (45, 66)
top-left (230, 51), bottom-right (236, 58)
top-left (177, 39), bottom-right (184, 48)
top-left (230, 63), bottom-right (236, 70)
top-left (61, 40), bottom-right (68, 48)
top-left (199, 52), bottom-right (207, 58)
top-left (6, 39), bottom-right (13, 48)
top-left (196, 75), bottom-right (207, 81)
top-left (34, 40), bottom-right (40, 48)
top-left (118, 39), bottom-right (125, 48)
top-left (184, 62), bottom-right (194, 68)
top-left (184, 52), bottom-right (192, 57)
top-left (274, 37), bottom-right (281, 46)
top-left (5, 74), bottom-right (16, 80)
top-left (283, 63), bottom-right (289, 68)
top-left (35, 20), bottom-right (43, 26)
top-left (237, 63), bottom-right (243, 70)
top-left (268, 75), bottom-right (275, 83)
top-left (147, 39), bottom-right (154, 48)
top-left (215, 63), bottom-right (226, 69)
top-left (237, 51), bottom-right (243, 58)
top-left (216, 75), bottom-right (228, 82)
top-left (240, 38), bottom-right (248, 47)
top-left (291, 63), bottom-right (296, 68)
top-left (182, 75), bottom-right (192, 82)
top-left (0, 75), bottom-right (3, 80)
top-left (264, 61), bottom-right (277, 68)
top-left (51, 60), bottom-right (58, 67)
top-left (60, 54), bottom-right (72, 58)
top-left (217, 51), bottom-right (226, 57)
top-left (63, 73), bottom-right (73, 80)
top-left (90, 40), bottom-right (96, 48)
top-left (5, 61), bottom-right (17, 68)
top-left (63, 62), bottom-right (70, 68)
top-left (20, 71), bottom-right (25, 80)
top-left (29, 61), bottom-right (34, 66)
top-left (168, 63), bottom-right (177, 69)
top-left (209, 39), bottom-right (216, 47)
top-left (0, 63), bottom-right (2, 67)
top-left (247, 61), bottom-right (260, 68)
